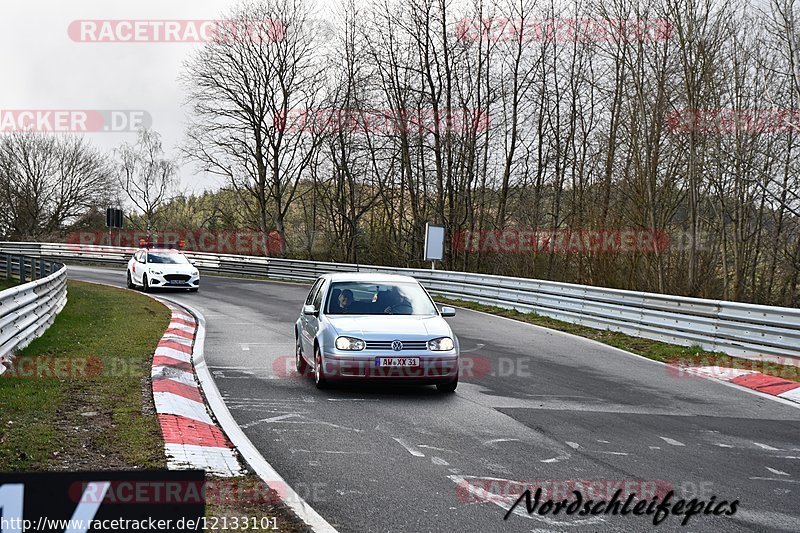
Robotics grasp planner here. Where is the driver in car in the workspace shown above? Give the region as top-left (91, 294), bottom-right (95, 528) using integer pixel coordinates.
top-left (381, 286), bottom-right (405, 314)
top-left (337, 289), bottom-right (354, 313)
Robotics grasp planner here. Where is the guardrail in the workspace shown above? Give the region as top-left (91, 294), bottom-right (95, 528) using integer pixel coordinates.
top-left (0, 253), bottom-right (68, 375)
top-left (2, 241), bottom-right (798, 362)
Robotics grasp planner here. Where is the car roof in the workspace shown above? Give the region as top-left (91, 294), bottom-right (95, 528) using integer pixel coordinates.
top-left (323, 272), bottom-right (418, 283)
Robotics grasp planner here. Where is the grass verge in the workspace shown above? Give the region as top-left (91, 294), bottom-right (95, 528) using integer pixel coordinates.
top-left (0, 278), bottom-right (19, 291)
top-left (437, 297), bottom-right (800, 382)
top-left (0, 280), bottom-right (170, 470)
top-left (0, 279), bottom-right (314, 531)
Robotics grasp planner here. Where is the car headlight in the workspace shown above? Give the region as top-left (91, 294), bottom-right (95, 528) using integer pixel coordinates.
top-left (150, 270), bottom-right (163, 275)
top-left (191, 270), bottom-right (199, 276)
top-left (335, 336), bottom-right (366, 351)
top-left (428, 337), bottom-right (454, 351)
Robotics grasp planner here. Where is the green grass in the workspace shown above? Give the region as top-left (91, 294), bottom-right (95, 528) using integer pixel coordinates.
top-left (437, 297), bottom-right (800, 382)
top-left (0, 280), bottom-right (171, 470)
top-left (0, 278), bottom-right (19, 291)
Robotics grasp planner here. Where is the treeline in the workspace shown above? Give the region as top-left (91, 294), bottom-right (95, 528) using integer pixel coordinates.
top-left (2, 0), bottom-right (800, 307)
top-left (177, 0), bottom-right (800, 306)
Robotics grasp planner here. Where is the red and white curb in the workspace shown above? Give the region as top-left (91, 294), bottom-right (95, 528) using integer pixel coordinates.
top-left (174, 300), bottom-right (339, 533)
top-left (677, 366), bottom-right (800, 404)
top-left (152, 302), bottom-right (244, 477)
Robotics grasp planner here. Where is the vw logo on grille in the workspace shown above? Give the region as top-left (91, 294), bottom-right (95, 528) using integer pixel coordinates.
top-left (391, 340), bottom-right (403, 352)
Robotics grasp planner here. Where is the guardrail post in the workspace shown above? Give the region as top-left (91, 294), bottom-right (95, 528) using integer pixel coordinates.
top-left (3, 254), bottom-right (8, 280)
top-left (39, 258), bottom-right (45, 279)
top-left (19, 256), bottom-right (26, 283)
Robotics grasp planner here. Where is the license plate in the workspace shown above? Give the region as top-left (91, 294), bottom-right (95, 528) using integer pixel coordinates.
top-left (375, 357), bottom-right (420, 367)
top-left (168, 280), bottom-right (185, 285)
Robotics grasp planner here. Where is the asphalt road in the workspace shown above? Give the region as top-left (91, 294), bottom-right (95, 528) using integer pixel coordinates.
top-left (69, 266), bottom-right (800, 533)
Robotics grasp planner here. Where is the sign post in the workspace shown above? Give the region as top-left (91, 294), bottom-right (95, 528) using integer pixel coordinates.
top-left (106, 207), bottom-right (123, 246)
top-left (424, 223), bottom-right (445, 270)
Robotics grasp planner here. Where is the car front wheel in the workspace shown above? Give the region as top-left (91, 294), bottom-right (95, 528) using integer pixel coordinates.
top-left (142, 275), bottom-right (150, 293)
top-left (126, 271), bottom-right (134, 289)
top-left (296, 335), bottom-right (308, 375)
top-left (314, 346), bottom-right (327, 389)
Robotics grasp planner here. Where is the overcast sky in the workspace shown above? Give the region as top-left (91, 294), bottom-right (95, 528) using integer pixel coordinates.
top-left (0, 0), bottom-right (336, 193)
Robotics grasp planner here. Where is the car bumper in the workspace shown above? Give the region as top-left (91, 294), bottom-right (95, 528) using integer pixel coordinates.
top-left (319, 351), bottom-right (459, 382)
top-left (147, 273), bottom-right (200, 289)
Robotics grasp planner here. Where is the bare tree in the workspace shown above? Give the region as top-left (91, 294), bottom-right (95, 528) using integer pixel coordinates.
top-left (0, 132), bottom-right (110, 239)
top-left (113, 128), bottom-right (177, 232)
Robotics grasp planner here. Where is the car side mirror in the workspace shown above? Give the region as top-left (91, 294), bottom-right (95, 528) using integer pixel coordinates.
top-left (303, 304), bottom-right (317, 315)
top-left (440, 306), bottom-right (456, 317)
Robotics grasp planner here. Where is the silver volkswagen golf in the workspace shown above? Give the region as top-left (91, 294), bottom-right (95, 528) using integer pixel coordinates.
top-left (295, 273), bottom-right (460, 392)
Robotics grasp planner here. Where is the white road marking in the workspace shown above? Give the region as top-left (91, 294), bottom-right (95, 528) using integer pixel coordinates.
top-left (540, 458), bottom-right (560, 463)
top-left (241, 345), bottom-right (250, 351)
top-left (460, 343), bottom-right (485, 353)
top-left (393, 437), bottom-right (425, 457)
top-left (240, 413), bottom-right (299, 428)
top-left (766, 467), bottom-right (790, 476)
top-left (649, 446), bottom-right (661, 450)
top-left (750, 477), bottom-right (800, 484)
top-left (432, 457), bottom-right (449, 466)
top-left (658, 436), bottom-right (685, 447)
top-left (566, 441), bottom-right (580, 449)
top-left (597, 439), bottom-right (610, 443)
top-left (484, 438), bottom-right (520, 446)
top-left (419, 444), bottom-right (455, 453)
top-left (597, 451), bottom-right (629, 456)
top-left (715, 443), bottom-right (734, 448)
top-left (754, 442), bottom-right (781, 451)
top-left (734, 509), bottom-right (800, 531)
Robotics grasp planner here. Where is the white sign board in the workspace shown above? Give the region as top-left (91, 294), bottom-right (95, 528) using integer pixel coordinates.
top-left (424, 224), bottom-right (445, 262)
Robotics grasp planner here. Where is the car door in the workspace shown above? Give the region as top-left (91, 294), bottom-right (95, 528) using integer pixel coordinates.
top-left (131, 251), bottom-right (144, 284)
top-left (305, 280), bottom-right (327, 352)
top-left (300, 279), bottom-right (323, 355)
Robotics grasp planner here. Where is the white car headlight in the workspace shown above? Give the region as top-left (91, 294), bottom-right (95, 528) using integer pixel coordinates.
top-left (428, 337), bottom-right (454, 351)
top-left (335, 336), bottom-right (366, 351)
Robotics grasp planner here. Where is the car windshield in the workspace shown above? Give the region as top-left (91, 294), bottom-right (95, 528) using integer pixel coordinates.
top-left (326, 281), bottom-right (437, 315)
top-left (147, 252), bottom-right (189, 264)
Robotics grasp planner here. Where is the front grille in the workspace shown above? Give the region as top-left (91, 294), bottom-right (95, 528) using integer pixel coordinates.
top-left (366, 340), bottom-right (429, 351)
top-left (164, 274), bottom-right (191, 282)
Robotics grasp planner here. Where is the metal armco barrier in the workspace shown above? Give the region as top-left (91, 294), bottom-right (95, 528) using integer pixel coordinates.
top-left (0, 253), bottom-right (68, 375)
top-left (2, 241), bottom-right (799, 362)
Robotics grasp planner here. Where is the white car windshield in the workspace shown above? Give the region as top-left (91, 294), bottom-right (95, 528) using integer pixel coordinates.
top-left (326, 281), bottom-right (437, 315)
top-left (147, 252), bottom-right (189, 264)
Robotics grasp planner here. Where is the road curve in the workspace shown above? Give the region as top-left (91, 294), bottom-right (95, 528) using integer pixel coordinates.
top-left (69, 265), bottom-right (800, 533)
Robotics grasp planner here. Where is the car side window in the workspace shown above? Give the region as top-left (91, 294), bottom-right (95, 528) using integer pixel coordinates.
top-left (135, 251), bottom-right (143, 263)
top-left (312, 282), bottom-right (326, 310)
top-left (305, 279), bottom-right (322, 305)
